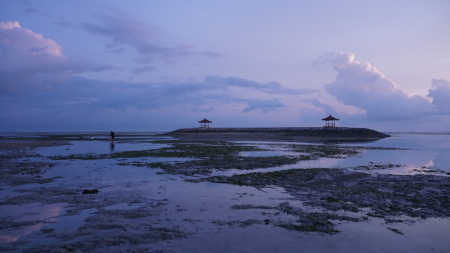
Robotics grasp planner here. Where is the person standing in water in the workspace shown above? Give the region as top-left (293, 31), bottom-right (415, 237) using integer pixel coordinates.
top-left (109, 131), bottom-right (115, 152)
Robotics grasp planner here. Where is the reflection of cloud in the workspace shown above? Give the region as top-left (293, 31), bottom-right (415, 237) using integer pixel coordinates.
top-left (431, 148), bottom-right (450, 169)
top-left (0, 223), bottom-right (44, 243)
top-left (424, 160), bottom-right (435, 167)
top-left (0, 203), bottom-right (63, 243)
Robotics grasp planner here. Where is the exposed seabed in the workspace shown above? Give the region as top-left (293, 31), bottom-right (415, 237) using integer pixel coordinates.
top-left (0, 132), bottom-right (449, 252)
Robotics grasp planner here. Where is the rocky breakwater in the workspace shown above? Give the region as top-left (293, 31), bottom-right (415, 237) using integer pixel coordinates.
top-left (165, 127), bottom-right (390, 143)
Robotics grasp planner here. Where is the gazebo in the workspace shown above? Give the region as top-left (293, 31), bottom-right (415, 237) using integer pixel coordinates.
top-left (198, 118), bottom-right (212, 128)
top-left (322, 114), bottom-right (339, 128)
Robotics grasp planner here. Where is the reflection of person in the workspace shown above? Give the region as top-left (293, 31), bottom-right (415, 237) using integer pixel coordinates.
top-left (110, 131), bottom-right (115, 141)
top-left (110, 141), bottom-right (115, 152)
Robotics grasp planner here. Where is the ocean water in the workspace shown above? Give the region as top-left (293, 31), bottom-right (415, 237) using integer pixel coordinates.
top-left (1, 131), bottom-right (449, 252)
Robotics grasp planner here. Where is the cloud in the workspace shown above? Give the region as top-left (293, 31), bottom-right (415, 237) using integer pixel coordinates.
top-left (0, 21), bottom-right (109, 93)
top-left (427, 78), bottom-right (450, 114)
top-left (64, 75), bottom-right (310, 111)
top-left (242, 99), bottom-right (285, 113)
top-left (0, 74), bottom-right (312, 131)
top-left (204, 76), bottom-right (315, 95)
top-left (322, 52), bottom-right (435, 121)
top-left (80, 11), bottom-right (221, 63)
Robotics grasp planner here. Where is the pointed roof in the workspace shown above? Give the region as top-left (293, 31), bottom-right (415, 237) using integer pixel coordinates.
top-left (322, 114), bottom-right (339, 121)
top-left (198, 118), bottom-right (212, 123)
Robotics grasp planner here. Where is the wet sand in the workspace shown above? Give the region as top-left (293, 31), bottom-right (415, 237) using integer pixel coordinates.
top-left (0, 136), bottom-right (449, 252)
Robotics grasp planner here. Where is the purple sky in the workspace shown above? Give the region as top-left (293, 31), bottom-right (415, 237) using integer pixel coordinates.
top-left (1, 0), bottom-right (449, 132)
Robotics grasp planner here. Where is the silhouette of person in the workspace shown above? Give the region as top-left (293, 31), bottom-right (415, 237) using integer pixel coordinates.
top-left (110, 131), bottom-right (115, 141)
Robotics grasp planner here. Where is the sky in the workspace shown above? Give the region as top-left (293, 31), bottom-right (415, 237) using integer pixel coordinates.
top-left (1, 0), bottom-right (450, 132)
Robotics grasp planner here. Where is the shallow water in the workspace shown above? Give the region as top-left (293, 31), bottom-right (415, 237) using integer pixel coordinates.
top-left (1, 132), bottom-right (449, 252)
top-left (35, 140), bottom-right (170, 156)
top-left (228, 133), bottom-right (450, 176)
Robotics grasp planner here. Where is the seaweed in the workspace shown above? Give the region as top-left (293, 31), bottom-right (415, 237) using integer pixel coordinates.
top-left (82, 189), bottom-right (99, 194)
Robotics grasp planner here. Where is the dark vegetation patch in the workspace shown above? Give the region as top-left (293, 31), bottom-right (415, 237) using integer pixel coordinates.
top-left (48, 141), bottom-right (367, 176)
top-left (82, 189), bottom-right (99, 194)
top-left (140, 142), bottom-right (364, 175)
top-left (353, 162), bottom-right (404, 171)
top-left (146, 143), bottom-right (362, 176)
top-left (387, 227), bottom-right (404, 235)
top-left (199, 169), bottom-right (450, 221)
top-left (211, 219), bottom-right (262, 228)
top-left (0, 160), bottom-right (59, 186)
top-left (227, 202), bottom-right (361, 234)
top-left (149, 156), bottom-right (303, 176)
top-left (286, 144), bottom-right (360, 158)
top-left (197, 168), bottom-right (350, 187)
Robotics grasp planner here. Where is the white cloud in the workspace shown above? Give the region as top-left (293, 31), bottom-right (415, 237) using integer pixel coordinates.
top-left (427, 78), bottom-right (450, 115)
top-left (322, 52), bottom-right (435, 121)
top-left (0, 21), bottom-right (109, 93)
top-left (0, 21), bottom-right (63, 56)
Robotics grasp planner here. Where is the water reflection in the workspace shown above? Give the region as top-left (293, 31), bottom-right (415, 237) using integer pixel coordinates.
top-left (110, 141), bottom-right (115, 152)
top-left (0, 203), bottom-right (64, 243)
top-left (227, 133), bottom-right (450, 176)
top-left (36, 140), bottom-right (171, 156)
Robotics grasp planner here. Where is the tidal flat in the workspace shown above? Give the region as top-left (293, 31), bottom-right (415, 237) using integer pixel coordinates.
top-left (0, 132), bottom-right (449, 252)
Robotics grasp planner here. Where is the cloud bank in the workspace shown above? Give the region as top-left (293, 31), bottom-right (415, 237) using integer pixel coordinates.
top-left (428, 78), bottom-right (450, 115)
top-left (321, 52), bottom-right (450, 122)
top-left (0, 73), bottom-right (314, 131)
